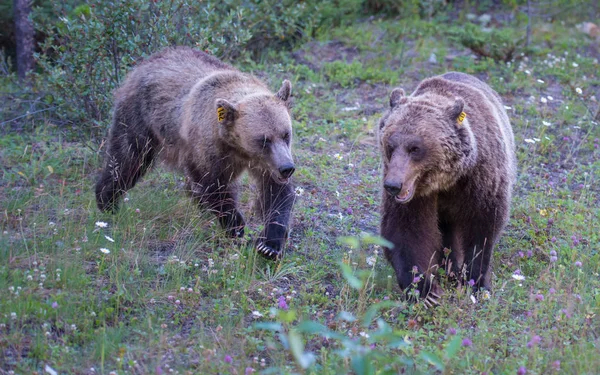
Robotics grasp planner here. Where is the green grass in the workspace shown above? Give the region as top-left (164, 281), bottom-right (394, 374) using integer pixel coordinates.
top-left (2, 6), bottom-right (600, 375)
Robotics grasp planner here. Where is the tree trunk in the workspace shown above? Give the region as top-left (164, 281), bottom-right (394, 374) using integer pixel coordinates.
top-left (13, 0), bottom-right (35, 80)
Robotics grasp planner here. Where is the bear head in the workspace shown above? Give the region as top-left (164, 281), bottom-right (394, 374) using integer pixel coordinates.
top-left (215, 80), bottom-right (295, 183)
top-left (377, 88), bottom-right (478, 203)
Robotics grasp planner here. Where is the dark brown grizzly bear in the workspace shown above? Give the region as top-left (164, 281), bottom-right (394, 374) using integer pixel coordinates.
top-left (95, 46), bottom-right (296, 259)
top-left (377, 72), bottom-right (516, 305)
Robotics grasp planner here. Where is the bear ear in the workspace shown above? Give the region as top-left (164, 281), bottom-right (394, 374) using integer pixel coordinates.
top-left (389, 88), bottom-right (406, 108)
top-left (215, 98), bottom-right (238, 126)
top-left (448, 98), bottom-right (465, 124)
top-left (276, 79), bottom-right (292, 103)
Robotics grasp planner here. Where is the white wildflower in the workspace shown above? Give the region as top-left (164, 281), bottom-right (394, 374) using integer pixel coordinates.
top-left (252, 311), bottom-right (263, 319)
top-left (470, 295), bottom-right (477, 304)
top-left (542, 121), bottom-right (551, 126)
top-left (524, 139), bottom-right (536, 144)
top-left (536, 79), bottom-right (544, 84)
top-left (99, 248), bottom-right (110, 254)
top-left (294, 186), bottom-right (305, 196)
top-left (104, 235), bottom-right (114, 243)
top-left (572, 62), bottom-right (579, 68)
top-left (512, 274), bottom-right (525, 281)
top-left (366, 256), bottom-right (377, 266)
top-left (95, 221), bottom-right (108, 228)
top-left (575, 87), bottom-right (583, 95)
top-left (333, 153), bottom-right (343, 160)
top-left (540, 97), bottom-right (548, 104)
top-left (482, 290), bottom-right (491, 300)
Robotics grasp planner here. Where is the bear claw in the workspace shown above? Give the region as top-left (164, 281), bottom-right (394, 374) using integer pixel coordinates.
top-left (423, 294), bottom-right (440, 309)
top-left (256, 242), bottom-right (281, 260)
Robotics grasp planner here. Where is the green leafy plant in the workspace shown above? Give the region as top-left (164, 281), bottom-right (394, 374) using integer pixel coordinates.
top-left (448, 23), bottom-right (526, 62)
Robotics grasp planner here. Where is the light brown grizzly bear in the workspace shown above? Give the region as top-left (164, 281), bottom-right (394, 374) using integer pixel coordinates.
top-left (95, 46), bottom-right (296, 259)
top-left (377, 72), bottom-right (516, 306)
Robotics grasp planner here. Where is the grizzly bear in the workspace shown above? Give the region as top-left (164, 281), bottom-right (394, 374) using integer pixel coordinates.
top-left (95, 47), bottom-right (296, 260)
top-left (377, 72), bottom-right (516, 306)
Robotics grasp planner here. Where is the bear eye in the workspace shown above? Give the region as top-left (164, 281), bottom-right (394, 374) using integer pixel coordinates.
top-left (259, 136), bottom-right (272, 149)
top-left (282, 132), bottom-right (291, 144)
top-left (408, 146), bottom-right (420, 154)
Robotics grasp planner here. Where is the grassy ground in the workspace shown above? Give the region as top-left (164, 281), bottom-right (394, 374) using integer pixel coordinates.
top-left (1, 5), bottom-right (600, 375)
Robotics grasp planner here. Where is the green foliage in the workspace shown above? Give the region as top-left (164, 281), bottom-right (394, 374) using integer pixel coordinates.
top-left (33, 0), bottom-right (321, 132)
top-left (448, 23), bottom-right (526, 63)
top-left (323, 60), bottom-right (397, 87)
top-left (363, 0), bottom-right (448, 19)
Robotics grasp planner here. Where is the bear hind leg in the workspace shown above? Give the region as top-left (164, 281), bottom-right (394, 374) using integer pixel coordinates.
top-left (96, 128), bottom-right (157, 213)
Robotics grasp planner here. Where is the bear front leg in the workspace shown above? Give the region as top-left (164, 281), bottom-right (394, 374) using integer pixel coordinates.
top-left (188, 166), bottom-right (246, 238)
top-left (459, 212), bottom-right (505, 290)
top-left (380, 194), bottom-right (443, 304)
top-left (252, 170), bottom-right (296, 260)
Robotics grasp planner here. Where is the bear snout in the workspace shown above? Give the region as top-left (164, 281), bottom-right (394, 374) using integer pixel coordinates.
top-left (278, 164), bottom-right (296, 179)
top-left (384, 181), bottom-right (402, 197)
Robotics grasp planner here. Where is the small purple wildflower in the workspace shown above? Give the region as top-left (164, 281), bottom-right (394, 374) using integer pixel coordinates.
top-left (412, 275), bottom-right (421, 284)
top-left (527, 250), bottom-right (533, 257)
top-left (574, 261), bottom-right (582, 267)
top-left (224, 355), bottom-right (233, 364)
top-left (562, 136), bottom-right (569, 141)
top-left (550, 250), bottom-right (557, 256)
top-left (345, 207), bottom-right (353, 215)
top-left (561, 309), bottom-right (572, 318)
top-left (552, 360), bottom-right (561, 371)
top-left (447, 327), bottom-right (457, 335)
top-left (550, 236), bottom-right (557, 243)
top-left (547, 218), bottom-right (554, 226)
top-left (550, 256), bottom-right (558, 263)
top-left (578, 183), bottom-right (584, 189)
top-left (370, 343), bottom-right (376, 349)
top-left (383, 296), bottom-right (389, 300)
top-left (517, 366), bottom-right (527, 375)
top-left (278, 296), bottom-right (289, 310)
top-left (245, 367), bottom-right (255, 375)
top-left (156, 366), bottom-right (163, 375)
top-left (526, 216), bottom-right (532, 224)
top-left (535, 293), bottom-right (544, 302)
top-left (461, 338), bottom-right (472, 347)
top-left (468, 279), bottom-right (475, 287)
top-left (51, 301), bottom-right (58, 309)
top-left (549, 288), bottom-right (556, 294)
top-left (527, 335), bottom-right (541, 348)
top-left (518, 251), bottom-right (524, 258)
top-left (525, 310), bottom-right (533, 318)
top-left (571, 235), bottom-right (580, 246)
top-left (574, 294), bottom-right (582, 302)
top-left (412, 266), bottom-right (419, 274)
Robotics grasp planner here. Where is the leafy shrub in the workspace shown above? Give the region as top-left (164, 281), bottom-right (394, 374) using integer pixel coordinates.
top-left (33, 0), bottom-right (321, 133)
top-left (363, 0), bottom-right (448, 19)
top-left (448, 23), bottom-right (525, 63)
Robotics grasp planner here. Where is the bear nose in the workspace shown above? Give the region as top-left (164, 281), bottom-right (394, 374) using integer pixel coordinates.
top-left (384, 181), bottom-right (402, 196)
top-left (279, 164), bottom-right (295, 179)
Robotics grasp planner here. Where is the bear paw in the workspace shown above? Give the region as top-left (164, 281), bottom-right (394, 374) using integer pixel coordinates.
top-left (256, 242), bottom-right (282, 260)
top-left (422, 285), bottom-right (443, 310)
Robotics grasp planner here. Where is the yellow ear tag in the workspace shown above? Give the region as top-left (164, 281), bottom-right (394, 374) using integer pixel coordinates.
top-left (217, 106), bottom-right (226, 122)
top-left (457, 111), bottom-right (466, 125)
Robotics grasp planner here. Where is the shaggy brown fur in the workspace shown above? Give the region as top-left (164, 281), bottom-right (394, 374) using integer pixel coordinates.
top-left (377, 72), bottom-right (516, 302)
top-left (96, 46), bottom-right (296, 259)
